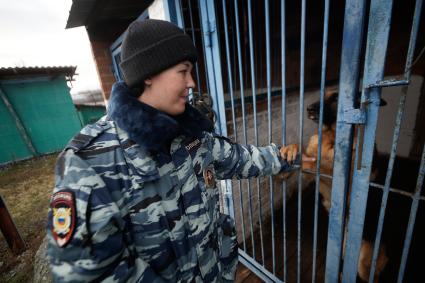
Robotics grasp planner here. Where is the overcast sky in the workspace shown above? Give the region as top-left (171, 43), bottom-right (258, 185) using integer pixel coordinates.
top-left (0, 0), bottom-right (100, 94)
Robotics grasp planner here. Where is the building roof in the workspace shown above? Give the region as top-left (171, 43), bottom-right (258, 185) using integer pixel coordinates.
top-left (0, 66), bottom-right (77, 80)
top-left (66, 0), bottom-right (153, 29)
top-left (72, 89), bottom-right (105, 107)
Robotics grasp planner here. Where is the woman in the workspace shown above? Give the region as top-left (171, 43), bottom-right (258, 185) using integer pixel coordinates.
top-left (47, 19), bottom-right (312, 282)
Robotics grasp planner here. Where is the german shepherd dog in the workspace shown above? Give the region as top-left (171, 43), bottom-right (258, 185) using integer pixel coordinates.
top-left (303, 87), bottom-right (386, 212)
top-left (303, 87), bottom-right (390, 282)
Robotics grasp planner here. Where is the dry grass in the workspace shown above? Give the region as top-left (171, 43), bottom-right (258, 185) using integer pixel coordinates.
top-left (0, 154), bottom-right (57, 283)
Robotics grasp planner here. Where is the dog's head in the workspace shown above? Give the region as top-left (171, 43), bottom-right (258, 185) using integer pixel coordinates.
top-left (307, 87), bottom-right (387, 128)
top-left (307, 87), bottom-right (339, 127)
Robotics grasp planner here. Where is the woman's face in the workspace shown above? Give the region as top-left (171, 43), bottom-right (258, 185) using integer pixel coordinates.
top-left (140, 61), bottom-right (195, 115)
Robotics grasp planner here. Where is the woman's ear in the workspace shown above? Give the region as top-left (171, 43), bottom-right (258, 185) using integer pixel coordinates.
top-left (144, 78), bottom-right (152, 86)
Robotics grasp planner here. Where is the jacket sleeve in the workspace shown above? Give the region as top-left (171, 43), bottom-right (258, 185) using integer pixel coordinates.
top-left (47, 150), bottom-right (166, 283)
top-left (206, 133), bottom-right (299, 180)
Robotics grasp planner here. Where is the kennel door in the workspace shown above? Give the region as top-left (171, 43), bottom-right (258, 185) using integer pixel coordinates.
top-left (325, 0), bottom-right (424, 282)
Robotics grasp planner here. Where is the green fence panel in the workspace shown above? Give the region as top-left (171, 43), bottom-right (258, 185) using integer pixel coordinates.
top-left (77, 105), bottom-right (106, 126)
top-left (0, 78), bottom-right (81, 163)
top-left (0, 96), bottom-right (33, 163)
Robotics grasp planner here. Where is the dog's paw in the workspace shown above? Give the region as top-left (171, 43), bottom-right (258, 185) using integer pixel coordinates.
top-left (280, 144), bottom-right (299, 163)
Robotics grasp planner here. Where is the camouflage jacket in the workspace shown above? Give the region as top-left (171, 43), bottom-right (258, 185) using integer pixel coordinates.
top-left (47, 82), bottom-right (296, 282)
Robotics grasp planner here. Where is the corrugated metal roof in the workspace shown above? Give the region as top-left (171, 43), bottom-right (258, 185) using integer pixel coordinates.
top-left (66, 0), bottom-right (153, 29)
top-left (0, 66), bottom-right (76, 79)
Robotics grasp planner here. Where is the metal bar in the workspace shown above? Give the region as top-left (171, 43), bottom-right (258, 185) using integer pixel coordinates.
top-left (303, 169), bottom-right (425, 201)
top-left (0, 195), bottom-right (26, 254)
top-left (265, 1), bottom-right (272, 146)
top-left (403, 0), bottom-right (424, 79)
top-left (367, 0), bottom-right (422, 87)
top-left (221, 0), bottom-right (236, 141)
top-left (303, 169), bottom-right (333, 180)
top-left (324, 0), bottom-right (368, 281)
top-left (247, 0), bottom-right (265, 265)
top-left (220, 0), bottom-right (238, 223)
top-left (196, 2), bottom-right (212, 98)
top-left (175, 0), bottom-right (185, 29)
top-left (369, 2), bottom-right (423, 276)
top-left (247, 1), bottom-right (260, 155)
top-left (238, 249), bottom-right (284, 283)
top-left (264, 0), bottom-right (277, 275)
top-left (256, 180), bottom-right (265, 263)
top-left (198, 0), bottom-right (227, 136)
top-left (370, 182), bottom-right (425, 201)
top-left (397, 144), bottom-right (425, 283)
top-left (342, 0), bottom-right (394, 281)
top-left (297, 0), bottom-right (306, 282)
top-left (281, 0), bottom-right (287, 279)
top-left (247, 183), bottom-right (255, 258)
top-left (366, 79), bottom-right (410, 89)
top-left (221, 179), bottom-right (236, 219)
top-left (0, 86), bottom-right (37, 156)
top-left (390, 11), bottom-right (425, 275)
top-left (110, 48), bottom-right (123, 81)
top-left (281, 0), bottom-right (286, 147)
top-left (238, 183), bottom-right (247, 252)
top-left (232, 0), bottom-right (245, 136)
top-left (229, 8), bottom-right (237, 106)
top-left (198, 1), bottom-right (236, 230)
top-left (258, 10), bottom-right (264, 103)
top-left (233, 0), bottom-right (248, 252)
top-left (198, 0), bottom-right (236, 228)
top-left (365, 0), bottom-right (424, 91)
top-left (178, 0), bottom-right (185, 29)
top-left (235, 1), bottom-right (255, 258)
top-left (368, 84), bottom-right (408, 282)
top-left (312, 1), bottom-right (330, 282)
top-left (187, 0), bottom-right (203, 96)
top-left (175, 0), bottom-right (191, 101)
top-left (164, 0), bottom-right (182, 27)
top-left (282, 181), bottom-right (287, 279)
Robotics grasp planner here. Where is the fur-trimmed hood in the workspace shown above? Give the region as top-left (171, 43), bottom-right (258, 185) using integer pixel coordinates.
top-left (107, 82), bottom-right (214, 152)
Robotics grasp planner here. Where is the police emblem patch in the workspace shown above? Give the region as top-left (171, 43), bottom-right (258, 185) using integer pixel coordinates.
top-left (51, 191), bottom-right (76, 247)
top-left (203, 167), bottom-right (215, 188)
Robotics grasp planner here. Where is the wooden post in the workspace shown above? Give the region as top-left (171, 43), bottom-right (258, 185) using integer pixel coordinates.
top-left (0, 195), bottom-right (26, 254)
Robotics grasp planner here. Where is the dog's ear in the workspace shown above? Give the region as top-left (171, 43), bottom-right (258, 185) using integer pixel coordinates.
top-left (325, 86), bottom-right (339, 98)
top-left (379, 98), bottom-right (387, 107)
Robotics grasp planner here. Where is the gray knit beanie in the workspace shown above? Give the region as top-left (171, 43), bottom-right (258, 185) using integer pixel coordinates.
top-left (120, 19), bottom-right (198, 89)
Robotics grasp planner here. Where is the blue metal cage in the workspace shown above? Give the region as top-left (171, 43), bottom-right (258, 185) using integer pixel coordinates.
top-left (110, 0), bottom-right (425, 282)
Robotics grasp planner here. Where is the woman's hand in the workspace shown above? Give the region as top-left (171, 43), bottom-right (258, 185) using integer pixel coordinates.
top-left (280, 144), bottom-right (316, 164)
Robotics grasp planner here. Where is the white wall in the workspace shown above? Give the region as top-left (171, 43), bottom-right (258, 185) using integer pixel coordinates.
top-left (376, 75), bottom-right (423, 157)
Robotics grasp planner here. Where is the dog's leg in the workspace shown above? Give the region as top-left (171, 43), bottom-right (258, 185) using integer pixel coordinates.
top-left (319, 180), bottom-right (332, 213)
top-left (358, 240), bottom-right (388, 283)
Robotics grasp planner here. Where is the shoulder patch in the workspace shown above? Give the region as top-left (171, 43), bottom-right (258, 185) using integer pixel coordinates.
top-left (185, 138), bottom-right (201, 151)
top-left (65, 121), bottom-right (111, 152)
top-left (51, 191), bottom-right (76, 247)
top-left (66, 133), bottom-right (94, 151)
top-left (212, 133), bottom-right (234, 144)
top-left (184, 137), bottom-right (202, 161)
